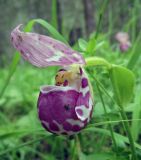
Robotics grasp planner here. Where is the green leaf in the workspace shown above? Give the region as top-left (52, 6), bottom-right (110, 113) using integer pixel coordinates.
top-left (78, 38), bottom-right (88, 51)
top-left (109, 65), bottom-right (135, 106)
top-left (86, 36), bottom-right (96, 54)
top-left (79, 151), bottom-right (128, 160)
top-left (25, 19), bottom-right (68, 44)
top-left (127, 34), bottom-right (141, 70)
top-left (0, 135), bottom-right (50, 156)
top-left (131, 94), bottom-right (141, 141)
top-left (79, 152), bottom-right (87, 160)
top-left (86, 153), bottom-right (126, 160)
top-left (51, 0), bottom-right (58, 29)
top-left (94, 41), bottom-right (105, 51)
top-left (84, 126), bottom-right (141, 150)
top-left (79, 152), bottom-right (125, 160)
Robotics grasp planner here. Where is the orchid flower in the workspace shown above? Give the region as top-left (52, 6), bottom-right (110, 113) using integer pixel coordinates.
top-left (115, 32), bottom-right (131, 52)
top-left (11, 25), bottom-right (94, 135)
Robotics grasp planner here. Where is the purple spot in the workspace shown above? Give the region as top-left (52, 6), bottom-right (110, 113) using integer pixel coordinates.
top-left (60, 49), bottom-right (65, 53)
top-left (49, 122), bottom-right (59, 131)
top-left (63, 122), bottom-right (72, 131)
top-left (48, 41), bottom-right (52, 44)
top-left (72, 125), bottom-right (81, 132)
top-left (79, 67), bottom-right (83, 75)
top-left (15, 44), bottom-right (18, 48)
top-left (63, 80), bottom-right (68, 86)
top-left (20, 50), bottom-right (24, 55)
top-left (52, 45), bottom-right (55, 48)
top-left (64, 104), bottom-right (71, 111)
top-left (76, 109), bottom-right (83, 116)
top-left (81, 78), bottom-right (88, 88)
top-left (18, 35), bottom-right (22, 42)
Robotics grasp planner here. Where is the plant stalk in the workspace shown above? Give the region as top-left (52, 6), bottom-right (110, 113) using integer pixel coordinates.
top-left (96, 82), bottom-right (118, 153)
top-left (91, 75), bottom-right (137, 160)
top-left (119, 105), bottom-right (137, 160)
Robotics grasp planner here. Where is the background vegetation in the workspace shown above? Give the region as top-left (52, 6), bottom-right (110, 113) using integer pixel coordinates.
top-left (0, 0), bottom-right (141, 160)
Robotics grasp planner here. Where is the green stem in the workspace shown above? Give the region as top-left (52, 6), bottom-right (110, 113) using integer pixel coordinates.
top-left (89, 74), bottom-right (137, 159)
top-left (89, 118), bottom-right (141, 127)
top-left (96, 82), bottom-right (118, 153)
top-left (92, 76), bottom-right (116, 104)
top-left (95, 0), bottom-right (109, 40)
top-left (95, 124), bottom-right (108, 151)
top-left (85, 57), bottom-right (111, 69)
top-left (76, 134), bottom-right (81, 153)
top-left (71, 135), bottom-right (81, 160)
top-left (51, 0), bottom-right (58, 29)
top-left (71, 139), bottom-right (76, 160)
top-left (0, 52), bottom-right (20, 98)
top-left (119, 106), bottom-right (137, 160)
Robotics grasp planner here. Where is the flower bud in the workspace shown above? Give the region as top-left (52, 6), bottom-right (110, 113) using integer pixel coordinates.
top-left (115, 32), bottom-right (131, 52)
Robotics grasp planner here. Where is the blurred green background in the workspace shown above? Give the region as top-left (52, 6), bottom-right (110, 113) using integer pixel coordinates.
top-left (0, 0), bottom-right (141, 160)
